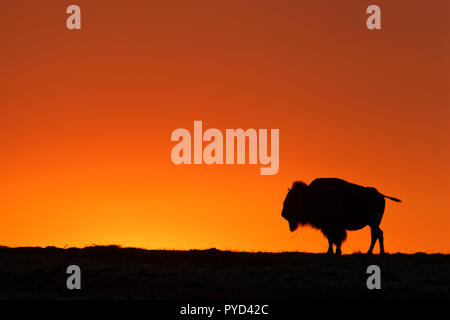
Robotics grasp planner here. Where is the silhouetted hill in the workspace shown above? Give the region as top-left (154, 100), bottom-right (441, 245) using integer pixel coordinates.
top-left (0, 245), bottom-right (448, 299)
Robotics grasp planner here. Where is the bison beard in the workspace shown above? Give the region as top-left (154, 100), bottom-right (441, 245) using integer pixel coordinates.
top-left (281, 178), bottom-right (401, 255)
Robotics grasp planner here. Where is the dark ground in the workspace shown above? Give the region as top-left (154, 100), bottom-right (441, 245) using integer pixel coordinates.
top-left (0, 246), bottom-right (448, 300)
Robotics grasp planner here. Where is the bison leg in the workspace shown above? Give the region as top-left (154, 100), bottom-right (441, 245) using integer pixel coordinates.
top-left (335, 243), bottom-right (342, 255)
top-left (326, 229), bottom-right (345, 255)
top-left (334, 229), bottom-right (346, 255)
top-left (367, 227), bottom-right (377, 254)
top-left (327, 238), bottom-right (334, 255)
top-left (378, 228), bottom-right (385, 255)
top-left (368, 226), bottom-right (384, 255)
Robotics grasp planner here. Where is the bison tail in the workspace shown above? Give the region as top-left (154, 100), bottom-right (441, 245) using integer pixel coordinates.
top-left (382, 194), bottom-right (402, 203)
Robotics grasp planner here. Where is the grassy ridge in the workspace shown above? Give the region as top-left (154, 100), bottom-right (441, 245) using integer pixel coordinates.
top-left (0, 246), bottom-right (448, 299)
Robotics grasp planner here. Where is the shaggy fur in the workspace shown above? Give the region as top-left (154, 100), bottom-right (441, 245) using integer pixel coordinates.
top-left (281, 178), bottom-right (401, 255)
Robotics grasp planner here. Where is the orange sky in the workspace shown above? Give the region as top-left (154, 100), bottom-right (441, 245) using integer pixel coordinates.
top-left (0, 1), bottom-right (448, 253)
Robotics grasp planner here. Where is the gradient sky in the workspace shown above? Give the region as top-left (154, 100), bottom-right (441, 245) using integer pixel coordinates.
top-left (0, 0), bottom-right (448, 253)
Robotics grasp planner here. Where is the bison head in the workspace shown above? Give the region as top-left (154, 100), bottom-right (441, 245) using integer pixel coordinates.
top-left (281, 181), bottom-right (308, 232)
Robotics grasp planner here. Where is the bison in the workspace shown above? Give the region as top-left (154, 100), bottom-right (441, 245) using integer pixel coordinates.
top-left (281, 178), bottom-right (401, 255)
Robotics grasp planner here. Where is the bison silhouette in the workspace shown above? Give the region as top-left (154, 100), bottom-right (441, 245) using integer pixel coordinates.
top-left (281, 178), bottom-right (401, 255)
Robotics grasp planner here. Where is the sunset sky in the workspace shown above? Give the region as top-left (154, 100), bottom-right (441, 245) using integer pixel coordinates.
top-left (1, 1), bottom-right (448, 253)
